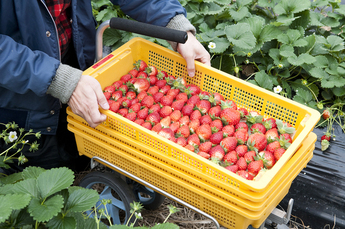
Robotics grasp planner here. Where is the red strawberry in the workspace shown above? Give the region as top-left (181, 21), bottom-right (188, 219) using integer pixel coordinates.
top-left (155, 79), bottom-right (167, 89)
top-left (134, 60), bottom-right (147, 72)
top-left (178, 116), bottom-right (190, 126)
top-left (121, 98), bottom-right (132, 108)
top-left (220, 99), bottom-right (236, 110)
top-left (209, 145), bottom-right (225, 160)
top-left (222, 125), bottom-right (235, 137)
top-left (220, 137), bottom-right (238, 153)
top-left (153, 92), bottom-right (164, 103)
top-left (141, 95), bottom-right (154, 108)
top-left (265, 128), bottom-right (279, 142)
top-left (170, 110), bottom-right (182, 122)
top-left (237, 170), bottom-right (254, 180)
top-left (152, 123), bottom-right (163, 133)
top-left (223, 151), bottom-right (238, 165)
top-left (225, 164), bottom-right (238, 173)
top-left (235, 122), bottom-right (249, 132)
top-left (247, 133), bottom-right (267, 152)
top-left (236, 157), bottom-right (247, 171)
top-left (258, 151), bottom-right (276, 169)
top-left (129, 103), bottom-right (141, 113)
top-left (234, 129), bottom-right (249, 145)
top-left (244, 151), bottom-right (256, 163)
top-left (188, 119), bottom-right (200, 134)
top-left (137, 91), bottom-right (148, 102)
top-left (118, 108), bottom-right (128, 117)
top-left (197, 151), bottom-right (211, 159)
top-left (322, 109), bottom-right (331, 120)
top-left (131, 98), bottom-right (139, 105)
top-left (199, 115), bottom-right (212, 125)
top-left (187, 95), bottom-right (200, 106)
top-left (175, 93), bottom-right (188, 103)
top-left (134, 119), bottom-right (145, 125)
top-left (137, 71), bottom-right (147, 79)
top-left (120, 74), bottom-right (132, 82)
top-left (195, 100), bottom-right (211, 114)
top-left (157, 70), bottom-right (168, 79)
top-left (199, 141), bottom-right (213, 153)
top-left (210, 131), bottom-right (224, 145)
top-left (160, 95), bottom-right (174, 106)
top-left (187, 134), bottom-right (200, 147)
top-left (160, 106), bottom-right (173, 118)
top-left (186, 84), bottom-right (201, 96)
top-left (247, 160), bottom-right (264, 176)
top-left (147, 85), bottom-right (159, 95)
top-left (104, 91), bottom-right (111, 100)
top-left (149, 104), bottom-right (161, 113)
top-left (238, 108), bottom-right (249, 118)
top-left (220, 108), bottom-right (241, 126)
top-left (190, 110), bottom-right (202, 121)
top-left (181, 104), bottom-right (194, 116)
top-left (159, 85), bottom-right (171, 94)
top-left (145, 66), bottom-right (158, 77)
top-left (235, 145), bottom-right (248, 157)
top-left (129, 78), bottom-right (137, 85)
top-left (176, 125), bottom-right (190, 138)
top-left (196, 124), bottom-right (212, 142)
top-left (160, 116), bottom-right (171, 128)
top-left (185, 144), bottom-right (196, 152)
top-left (112, 80), bottom-right (123, 89)
top-left (129, 69), bottom-right (138, 78)
top-left (110, 90), bottom-right (123, 101)
top-left (148, 76), bottom-right (158, 86)
top-left (171, 100), bottom-right (185, 111)
top-left (137, 107), bottom-right (149, 119)
top-left (118, 84), bottom-right (129, 94)
top-left (280, 133), bottom-right (292, 143)
top-left (126, 91), bottom-right (137, 100)
top-left (166, 88), bottom-right (180, 99)
top-left (146, 112), bottom-right (160, 125)
top-left (109, 101), bottom-right (121, 113)
top-left (176, 136), bottom-right (187, 147)
top-left (266, 141), bottom-right (281, 153)
top-left (170, 121), bottom-right (180, 133)
top-left (208, 105), bottom-right (222, 119)
top-left (158, 128), bottom-right (175, 140)
top-left (264, 118), bottom-right (277, 129)
top-left (141, 122), bottom-right (152, 130)
top-left (104, 85), bottom-right (116, 94)
top-left (321, 133), bottom-right (331, 141)
top-left (250, 123), bottom-right (266, 134)
top-left (274, 148), bottom-right (286, 161)
top-left (210, 119), bottom-right (223, 133)
top-left (125, 111), bottom-right (136, 121)
top-left (133, 78), bottom-right (150, 93)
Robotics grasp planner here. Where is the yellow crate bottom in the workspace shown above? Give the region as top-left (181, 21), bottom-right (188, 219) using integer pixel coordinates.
top-left (68, 121), bottom-right (315, 229)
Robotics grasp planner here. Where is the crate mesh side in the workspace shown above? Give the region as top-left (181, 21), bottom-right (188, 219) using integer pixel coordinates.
top-left (138, 132), bottom-right (169, 155)
top-left (148, 50), bottom-right (174, 75)
top-left (107, 117), bottom-right (137, 139)
top-left (202, 74), bottom-right (232, 99)
top-left (232, 87), bottom-right (264, 113)
top-left (265, 101), bottom-right (298, 126)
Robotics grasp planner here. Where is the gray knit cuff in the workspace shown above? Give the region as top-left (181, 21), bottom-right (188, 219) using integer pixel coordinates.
top-left (166, 14), bottom-right (196, 51)
top-left (46, 64), bottom-right (83, 104)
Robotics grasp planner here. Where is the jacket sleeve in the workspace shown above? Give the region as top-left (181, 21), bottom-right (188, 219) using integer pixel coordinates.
top-left (0, 34), bottom-right (60, 97)
top-left (110, 0), bottom-right (187, 26)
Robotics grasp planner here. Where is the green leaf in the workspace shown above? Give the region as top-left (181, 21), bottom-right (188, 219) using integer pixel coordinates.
top-left (309, 67), bottom-right (328, 79)
top-left (242, 16), bottom-right (264, 38)
top-left (309, 11), bottom-right (325, 26)
top-left (279, 45), bottom-right (295, 57)
top-left (152, 223), bottom-right (180, 229)
top-left (225, 23), bottom-right (256, 49)
top-left (209, 37), bottom-right (231, 54)
top-left (37, 167), bottom-right (74, 199)
top-left (321, 75), bottom-right (345, 88)
top-left (0, 172), bottom-right (23, 185)
top-left (22, 166), bottom-right (45, 180)
top-left (324, 35), bottom-right (344, 52)
top-left (66, 188), bottom-right (99, 213)
top-left (288, 53), bottom-right (316, 66)
top-left (0, 194), bottom-right (31, 223)
top-left (103, 28), bottom-right (122, 47)
top-left (293, 88), bottom-right (313, 103)
top-left (46, 214), bottom-right (76, 229)
top-left (333, 87), bottom-right (345, 97)
top-left (255, 71), bottom-right (273, 90)
top-left (12, 178), bottom-right (39, 198)
top-left (273, 0), bottom-right (311, 15)
top-left (28, 195), bottom-right (64, 222)
top-left (259, 24), bottom-right (282, 43)
top-left (199, 2), bottom-right (224, 15)
top-left (335, 5), bottom-right (345, 16)
top-left (313, 55), bottom-right (329, 69)
top-left (229, 6), bottom-right (250, 21)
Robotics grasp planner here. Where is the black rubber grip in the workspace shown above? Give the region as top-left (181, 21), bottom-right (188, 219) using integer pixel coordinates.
top-left (109, 17), bottom-right (188, 44)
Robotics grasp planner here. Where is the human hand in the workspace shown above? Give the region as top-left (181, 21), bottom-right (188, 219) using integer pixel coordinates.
top-left (177, 31), bottom-right (211, 77)
top-left (68, 75), bottom-right (109, 128)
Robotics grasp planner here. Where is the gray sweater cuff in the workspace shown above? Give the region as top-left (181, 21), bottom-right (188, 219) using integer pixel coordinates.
top-left (166, 14), bottom-right (196, 51)
top-left (46, 64), bottom-right (83, 104)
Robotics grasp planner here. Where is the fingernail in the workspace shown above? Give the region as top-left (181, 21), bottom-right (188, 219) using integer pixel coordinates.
top-left (102, 103), bottom-right (109, 110)
top-left (189, 72), bottom-right (195, 77)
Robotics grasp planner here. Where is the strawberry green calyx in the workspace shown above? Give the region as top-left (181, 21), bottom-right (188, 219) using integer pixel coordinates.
top-left (321, 139), bottom-right (330, 151)
top-left (276, 119), bottom-right (295, 134)
top-left (246, 113), bottom-right (263, 125)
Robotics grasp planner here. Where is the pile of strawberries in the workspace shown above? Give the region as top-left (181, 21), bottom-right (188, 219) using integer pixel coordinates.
top-left (103, 60), bottom-right (296, 180)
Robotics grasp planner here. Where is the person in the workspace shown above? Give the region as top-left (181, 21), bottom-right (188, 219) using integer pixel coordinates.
top-left (0, 0), bottom-right (210, 173)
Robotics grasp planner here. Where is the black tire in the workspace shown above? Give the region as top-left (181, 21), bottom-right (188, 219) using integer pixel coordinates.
top-left (126, 178), bottom-right (166, 210)
top-left (79, 171), bottom-right (137, 226)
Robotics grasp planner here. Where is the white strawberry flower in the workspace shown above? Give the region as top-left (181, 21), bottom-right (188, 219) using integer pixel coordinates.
top-left (208, 42), bottom-right (216, 49)
top-left (8, 131), bottom-right (18, 142)
top-left (274, 85), bottom-right (282, 94)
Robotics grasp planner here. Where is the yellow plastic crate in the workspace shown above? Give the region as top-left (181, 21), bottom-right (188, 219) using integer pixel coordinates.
top-left (69, 37), bottom-right (319, 193)
top-left (67, 111), bottom-right (315, 210)
top-left (67, 121), bottom-right (316, 229)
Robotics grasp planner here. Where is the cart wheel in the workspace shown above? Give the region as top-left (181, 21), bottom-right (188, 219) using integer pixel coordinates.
top-left (79, 171), bottom-right (137, 226)
top-left (127, 178), bottom-right (166, 210)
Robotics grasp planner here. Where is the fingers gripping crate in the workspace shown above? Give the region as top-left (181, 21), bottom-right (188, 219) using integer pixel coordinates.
top-left (71, 37), bottom-right (320, 193)
top-left (67, 120), bottom-right (316, 229)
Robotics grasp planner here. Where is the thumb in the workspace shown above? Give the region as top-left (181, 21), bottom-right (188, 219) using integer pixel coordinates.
top-left (94, 84), bottom-right (109, 110)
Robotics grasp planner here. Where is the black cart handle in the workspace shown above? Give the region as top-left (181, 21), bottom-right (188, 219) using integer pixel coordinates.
top-left (95, 17), bottom-right (188, 62)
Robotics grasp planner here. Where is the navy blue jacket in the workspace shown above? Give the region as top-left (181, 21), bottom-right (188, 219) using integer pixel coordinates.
top-left (0, 0), bottom-right (186, 134)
